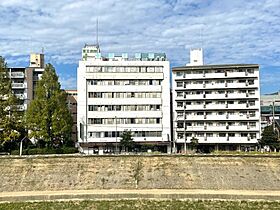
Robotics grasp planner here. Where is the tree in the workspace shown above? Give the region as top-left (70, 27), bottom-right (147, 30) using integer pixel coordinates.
top-left (26, 64), bottom-right (72, 148)
top-left (190, 137), bottom-right (199, 151)
top-left (0, 56), bottom-right (22, 151)
top-left (259, 125), bottom-right (279, 150)
top-left (120, 130), bottom-right (134, 152)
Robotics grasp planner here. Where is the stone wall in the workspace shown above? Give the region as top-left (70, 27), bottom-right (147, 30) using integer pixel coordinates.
top-left (1, 155), bottom-right (280, 192)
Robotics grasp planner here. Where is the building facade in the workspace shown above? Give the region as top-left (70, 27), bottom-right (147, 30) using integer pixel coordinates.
top-left (9, 53), bottom-right (45, 111)
top-left (77, 45), bottom-right (171, 154)
top-left (65, 90), bottom-right (78, 143)
top-left (172, 64), bottom-right (261, 152)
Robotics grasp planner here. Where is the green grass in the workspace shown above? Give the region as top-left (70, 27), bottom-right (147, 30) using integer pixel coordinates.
top-left (1, 200), bottom-right (280, 210)
top-left (211, 150), bottom-right (280, 155)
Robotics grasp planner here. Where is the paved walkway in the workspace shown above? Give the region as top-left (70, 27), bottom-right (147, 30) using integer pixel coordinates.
top-left (1, 189), bottom-right (280, 202)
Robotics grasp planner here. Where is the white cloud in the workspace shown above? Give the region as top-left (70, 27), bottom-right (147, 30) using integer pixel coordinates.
top-left (59, 76), bottom-right (77, 90)
top-left (0, 0), bottom-right (279, 91)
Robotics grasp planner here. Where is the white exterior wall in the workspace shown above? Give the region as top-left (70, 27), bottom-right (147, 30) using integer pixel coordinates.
top-left (9, 67), bottom-right (27, 111)
top-left (187, 48), bottom-right (203, 66)
top-left (172, 64), bottom-right (261, 147)
top-left (77, 58), bottom-right (171, 152)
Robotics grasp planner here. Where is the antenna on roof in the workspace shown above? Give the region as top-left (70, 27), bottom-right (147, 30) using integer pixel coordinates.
top-left (41, 47), bottom-right (44, 54)
top-left (96, 18), bottom-right (99, 47)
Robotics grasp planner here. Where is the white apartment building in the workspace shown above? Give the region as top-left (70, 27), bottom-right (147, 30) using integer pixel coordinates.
top-left (172, 59), bottom-right (261, 152)
top-left (77, 44), bottom-right (171, 154)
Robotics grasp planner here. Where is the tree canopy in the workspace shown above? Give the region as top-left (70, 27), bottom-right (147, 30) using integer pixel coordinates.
top-left (26, 63), bottom-right (72, 148)
top-left (259, 125), bottom-right (279, 149)
top-left (120, 130), bottom-right (134, 152)
top-left (0, 56), bottom-right (22, 150)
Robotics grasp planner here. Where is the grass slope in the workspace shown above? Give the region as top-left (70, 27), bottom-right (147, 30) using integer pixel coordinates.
top-left (1, 200), bottom-right (280, 210)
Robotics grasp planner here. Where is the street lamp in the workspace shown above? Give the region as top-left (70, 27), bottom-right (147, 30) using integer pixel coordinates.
top-left (19, 136), bottom-right (27, 156)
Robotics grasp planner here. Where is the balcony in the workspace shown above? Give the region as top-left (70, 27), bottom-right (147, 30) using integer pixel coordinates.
top-left (10, 72), bottom-right (24, 78)
top-left (16, 105), bottom-right (25, 111)
top-left (11, 83), bottom-right (25, 89)
top-left (15, 94), bottom-right (25, 100)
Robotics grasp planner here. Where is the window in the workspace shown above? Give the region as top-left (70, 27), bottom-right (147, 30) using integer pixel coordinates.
top-left (93, 118), bottom-right (102, 124)
top-left (250, 133), bottom-right (256, 138)
top-left (88, 105), bottom-right (95, 111)
top-left (177, 92), bottom-right (183, 97)
top-left (93, 92), bottom-right (102, 98)
top-left (219, 133), bottom-right (226, 137)
top-left (177, 122), bottom-right (183, 128)
top-left (177, 82), bottom-right (183, 87)
top-left (197, 133), bottom-right (204, 137)
top-left (241, 133), bottom-right (248, 137)
top-left (228, 133), bottom-right (235, 137)
top-left (249, 111), bottom-right (256, 117)
top-left (248, 80), bottom-right (254, 85)
top-left (177, 102), bottom-right (183, 108)
top-left (177, 133), bottom-right (183, 139)
top-left (249, 122), bottom-right (256, 127)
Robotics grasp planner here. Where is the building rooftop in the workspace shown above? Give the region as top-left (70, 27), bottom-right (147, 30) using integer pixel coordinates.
top-left (173, 64), bottom-right (259, 71)
top-left (264, 91), bottom-right (280, 96)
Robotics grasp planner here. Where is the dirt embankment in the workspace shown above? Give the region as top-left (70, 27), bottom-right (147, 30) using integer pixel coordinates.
top-left (1, 155), bottom-right (280, 192)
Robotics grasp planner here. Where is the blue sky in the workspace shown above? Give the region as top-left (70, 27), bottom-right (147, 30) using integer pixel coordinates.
top-left (0, 0), bottom-right (279, 94)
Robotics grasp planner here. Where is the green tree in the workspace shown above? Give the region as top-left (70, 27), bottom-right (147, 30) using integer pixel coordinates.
top-left (0, 56), bottom-right (22, 151)
top-left (120, 130), bottom-right (134, 152)
top-left (190, 137), bottom-right (199, 151)
top-left (259, 125), bottom-right (279, 149)
top-left (26, 64), bottom-right (72, 148)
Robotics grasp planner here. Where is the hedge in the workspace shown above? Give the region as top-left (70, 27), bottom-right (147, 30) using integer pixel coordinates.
top-left (11, 147), bottom-right (78, 155)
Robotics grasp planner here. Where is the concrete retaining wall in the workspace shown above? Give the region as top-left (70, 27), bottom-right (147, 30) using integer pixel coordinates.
top-left (1, 155), bottom-right (280, 192)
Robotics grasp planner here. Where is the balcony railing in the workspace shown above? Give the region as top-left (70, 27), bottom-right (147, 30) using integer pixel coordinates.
top-left (11, 83), bottom-right (25, 88)
top-left (10, 72), bottom-right (24, 78)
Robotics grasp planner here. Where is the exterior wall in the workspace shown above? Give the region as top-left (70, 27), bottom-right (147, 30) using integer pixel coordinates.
top-left (9, 67), bottom-right (27, 111)
top-left (187, 48), bottom-right (203, 66)
top-left (172, 64), bottom-right (261, 149)
top-left (30, 53), bottom-right (44, 68)
top-left (77, 52), bottom-right (171, 153)
top-left (9, 53), bottom-right (45, 111)
top-left (65, 90), bottom-right (78, 143)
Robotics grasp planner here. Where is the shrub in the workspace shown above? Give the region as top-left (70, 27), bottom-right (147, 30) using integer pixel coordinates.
top-left (11, 147), bottom-right (78, 155)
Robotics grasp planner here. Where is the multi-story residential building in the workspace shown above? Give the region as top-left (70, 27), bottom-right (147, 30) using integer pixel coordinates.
top-left (172, 50), bottom-right (261, 152)
top-left (260, 91), bottom-right (280, 129)
top-left (77, 44), bottom-right (171, 154)
top-left (65, 90), bottom-right (78, 143)
top-left (9, 53), bottom-right (45, 111)
top-left (9, 67), bottom-right (26, 111)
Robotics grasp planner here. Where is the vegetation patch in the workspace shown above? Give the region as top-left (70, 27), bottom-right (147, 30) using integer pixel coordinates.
top-left (1, 200), bottom-right (280, 210)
